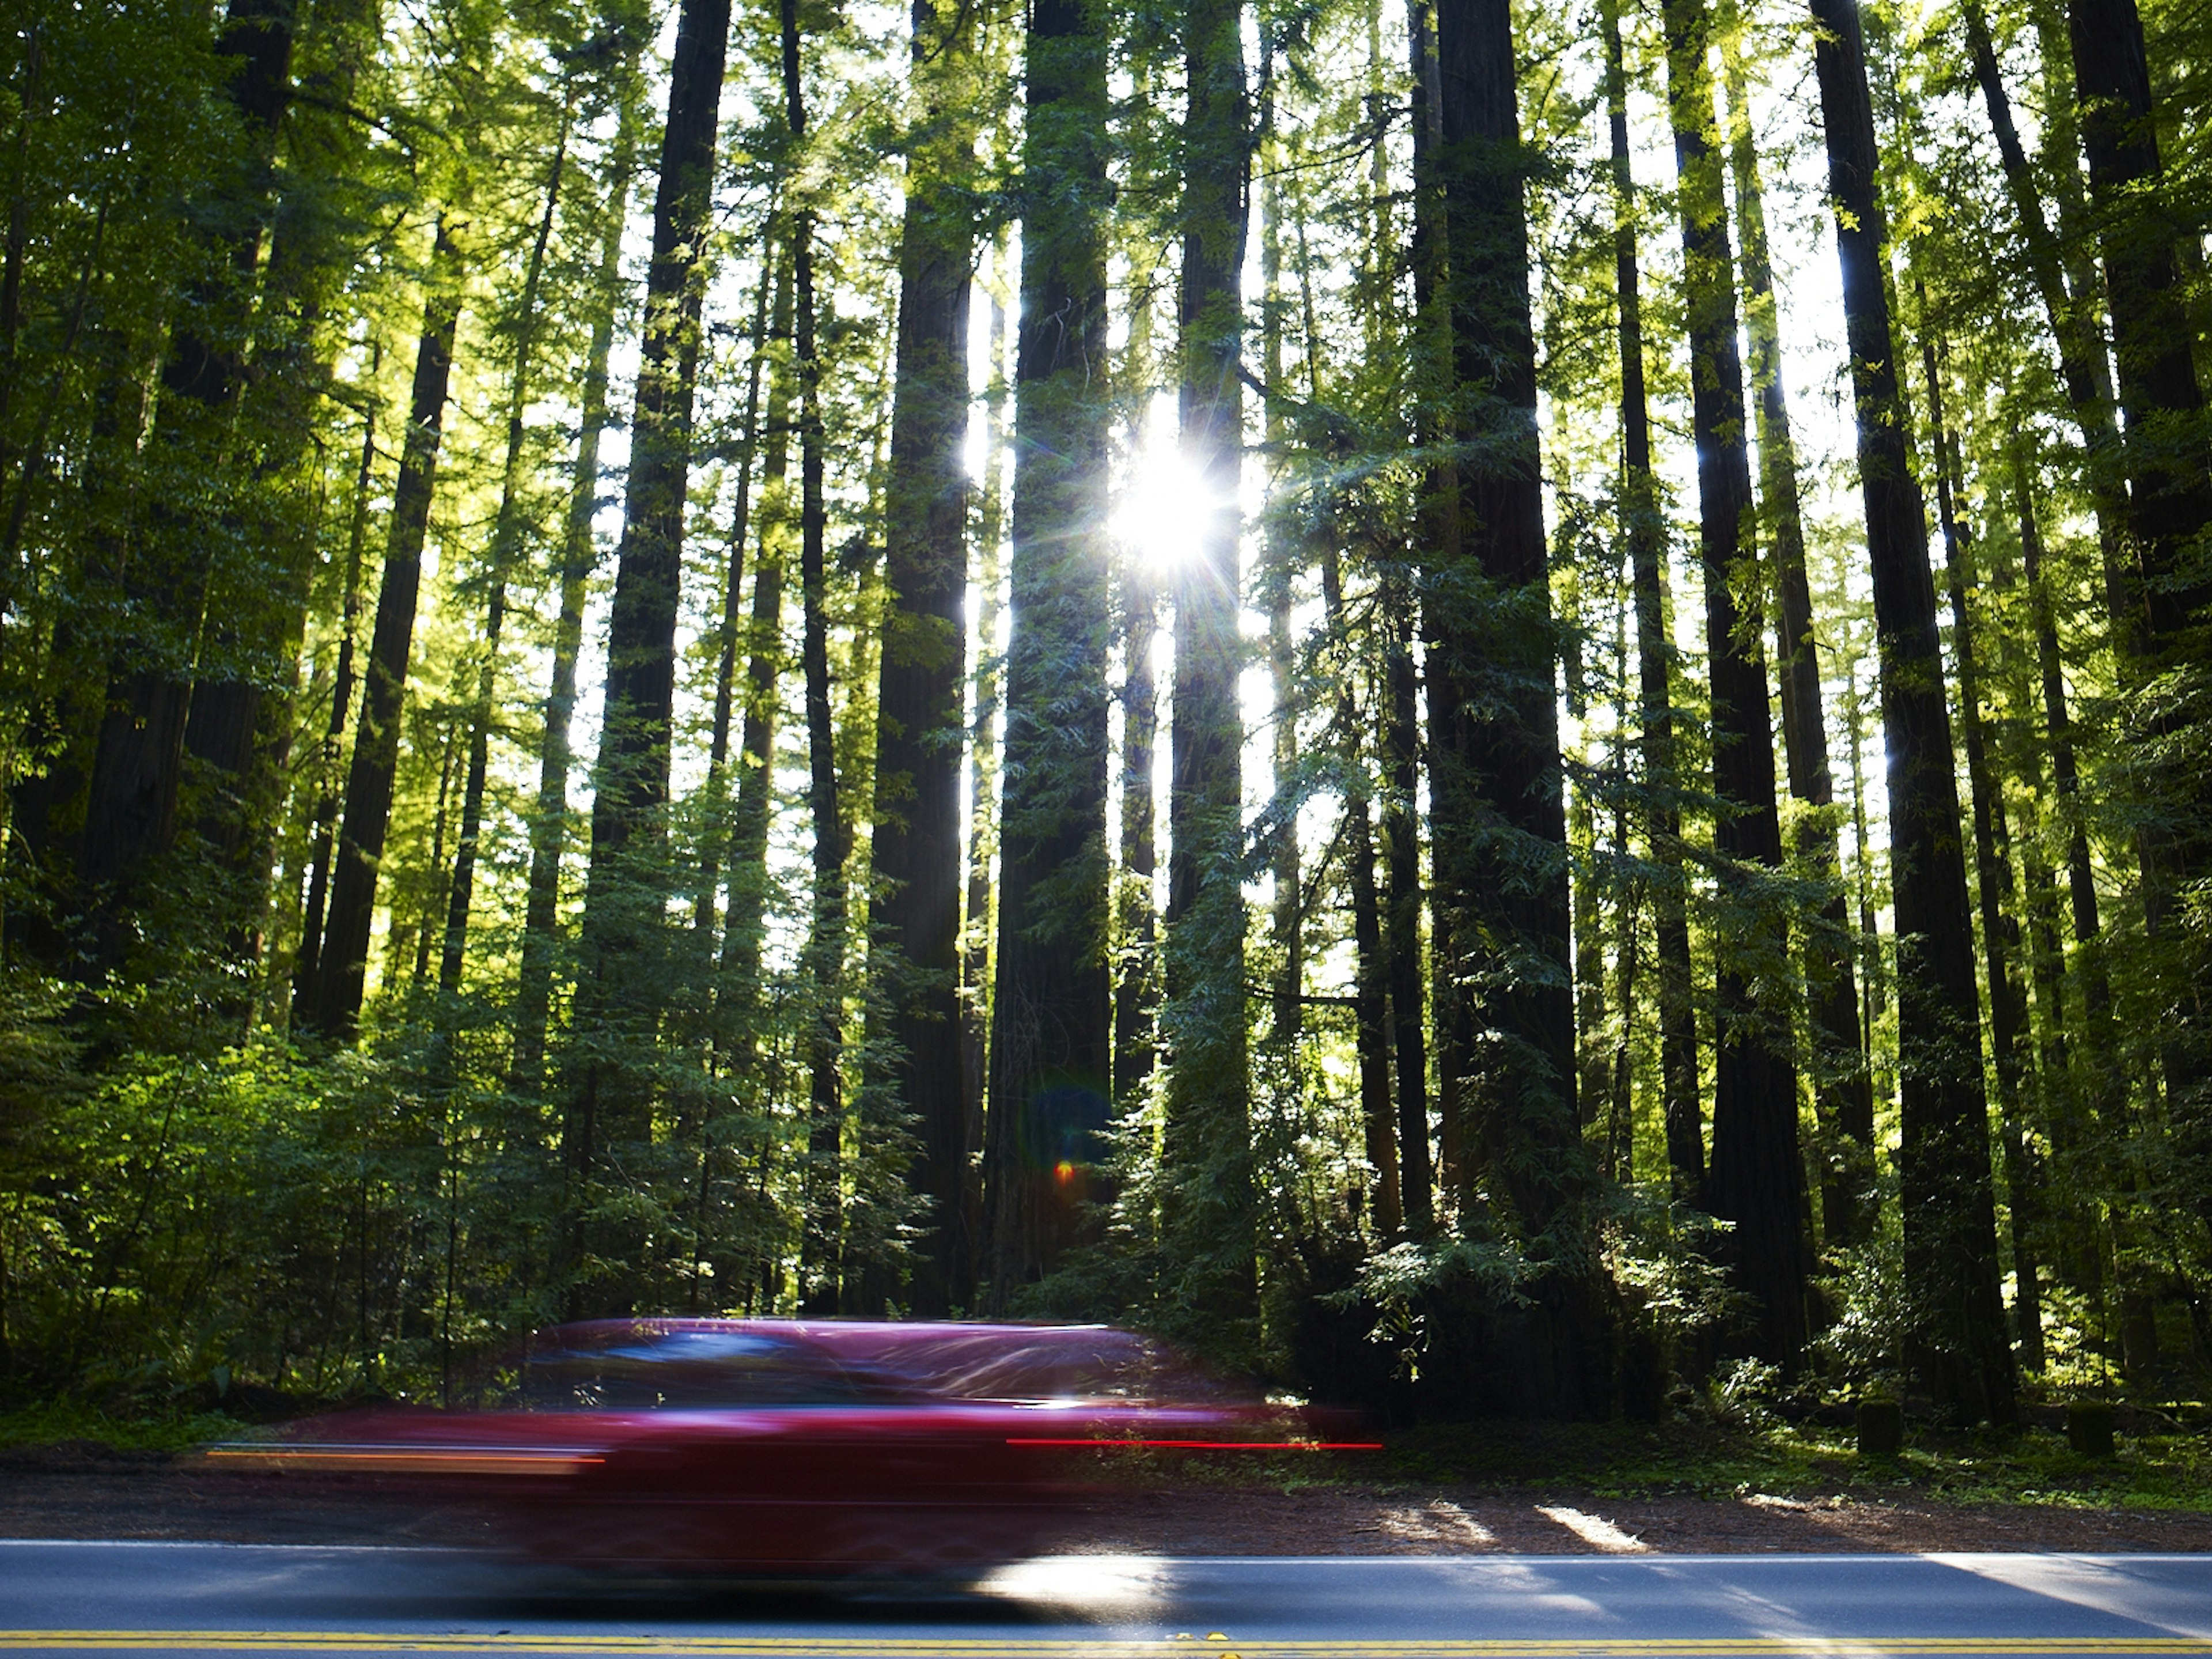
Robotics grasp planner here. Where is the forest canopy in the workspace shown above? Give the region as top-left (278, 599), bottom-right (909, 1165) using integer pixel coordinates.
top-left (1, 0), bottom-right (2207, 1423)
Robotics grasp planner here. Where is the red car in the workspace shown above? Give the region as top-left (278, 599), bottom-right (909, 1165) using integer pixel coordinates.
top-left (207, 1319), bottom-right (1372, 1576)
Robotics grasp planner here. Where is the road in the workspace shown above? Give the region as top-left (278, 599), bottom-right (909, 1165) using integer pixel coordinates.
top-left (2, 1543), bottom-right (2210, 1659)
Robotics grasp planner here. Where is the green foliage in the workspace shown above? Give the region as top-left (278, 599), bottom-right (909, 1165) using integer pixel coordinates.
top-left (2, 0), bottom-right (2209, 1423)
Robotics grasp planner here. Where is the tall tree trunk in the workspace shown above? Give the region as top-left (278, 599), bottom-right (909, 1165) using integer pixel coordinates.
top-left (1722, 18), bottom-right (1873, 1248)
top-left (567, 0), bottom-right (731, 1262)
top-left (1602, 0), bottom-right (1701, 1202)
top-left (512, 109), bottom-right (641, 1093)
top-left (307, 216), bottom-right (464, 1039)
top-left (440, 109), bottom-right (571, 1003)
top-left (1261, 77), bottom-right (1302, 1049)
top-left (1325, 541), bottom-right (1400, 1238)
top-left (1162, 0), bottom-right (1253, 1343)
top-left (1806, 0), bottom-right (2014, 1420)
top-left (2068, 0), bottom-right (2212, 1154)
top-left (1843, 656), bottom-right (1887, 1046)
top-left (715, 254), bottom-right (796, 1023)
top-left (1408, 0), bottom-right (1472, 1198)
top-left (2069, 0), bottom-right (2212, 658)
top-left (960, 269), bottom-right (1010, 1269)
top-left (1365, 1), bottom-right (1431, 1232)
top-left (694, 249), bottom-right (776, 942)
top-left (1382, 589), bottom-right (1432, 1234)
top-left (984, 0), bottom-right (1113, 1301)
top-left (1662, 0), bottom-right (1808, 1368)
top-left (869, 0), bottom-right (979, 1316)
top-left (221, 0), bottom-right (385, 991)
top-left (782, 0), bottom-right (847, 1318)
top-left (1958, 0), bottom-right (2133, 634)
top-left (1114, 548), bottom-right (1160, 1107)
top-left (75, 0), bottom-right (293, 950)
top-left (2015, 462), bottom-right (2118, 1321)
top-left (1917, 298), bottom-right (2043, 1369)
top-left (1431, 0), bottom-right (1600, 1414)
top-left (292, 353), bottom-right (380, 1027)
top-left (2014, 464), bottom-right (2120, 1078)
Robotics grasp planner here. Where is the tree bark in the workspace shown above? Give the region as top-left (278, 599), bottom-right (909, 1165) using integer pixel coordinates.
top-left (715, 253), bottom-right (796, 1024)
top-left (1261, 86), bottom-right (1302, 1050)
top-left (781, 0), bottom-right (847, 1318)
top-left (1721, 17), bottom-right (1873, 1247)
top-left (2068, 0), bottom-right (2212, 1152)
top-left (960, 269), bottom-right (1010, 1273)
top-left (1432, 0), bottom-right (1601, 1414)
top-left (567, 0), bottom-right (731, 1249)
top-left (2068, 0), bottom-right (2212, 656)
top-left (292, 354), bottom-right (380, 1027)
top-left (1162, 0), bottom-right (1253, 1342)
top-left (869, 0), bottom-right (979, 1316)
top-left (1602, 0), bottom-right (1702, 1203)
top-left (1325, 541), bottom-right (1400, 1238)
top-left (440, 109), bottom-right (570, 1003)
top-left (1806, 0), bottom-right (2014, 1419)
top-left (984, 0), bottom-right (1113, 1301)
top-left (512, 108), bottom-right (641, 1093)
top-left (1917, 299), bottom-right (2042, 1370)
top-left (307, 216), bottom-right (464, 1039)
top-left (1662, 0), bottom-right (1807, 1366)
top-left (1958, 0), bottom-right (2134, 635)
top-left (693, 248), bottom-right (775, 944)
top-left (75, 0), bottom-right (293, 948)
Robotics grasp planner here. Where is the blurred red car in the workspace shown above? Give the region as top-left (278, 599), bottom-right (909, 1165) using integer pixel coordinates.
top-left (206, 1319), bottom-right (1372, 1576)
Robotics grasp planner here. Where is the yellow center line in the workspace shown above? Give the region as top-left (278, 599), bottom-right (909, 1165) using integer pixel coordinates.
top-left (1, 1638), bottom-right (2209, 1657)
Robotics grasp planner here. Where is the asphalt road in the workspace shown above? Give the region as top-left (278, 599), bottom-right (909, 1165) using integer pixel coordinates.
top-left (2, 1543), bottom-right (2210, 1659)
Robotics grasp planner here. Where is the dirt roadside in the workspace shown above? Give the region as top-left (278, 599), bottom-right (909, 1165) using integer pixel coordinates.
top-left (3, 1444), bottom-right (2208, 1555)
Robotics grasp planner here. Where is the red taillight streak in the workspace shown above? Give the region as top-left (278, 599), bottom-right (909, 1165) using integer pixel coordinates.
top-left (1004, 1438), bottom-right (1383, 1450)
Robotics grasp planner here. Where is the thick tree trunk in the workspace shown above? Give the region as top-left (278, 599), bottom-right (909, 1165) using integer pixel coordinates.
top-left (1663, 0), bottom-right (1808, 1366)
top-left (1162, 0), bottom-right (1253, 1342)
top-left (2069, 0), bottom-right (2212, 1155)
top-left (1602, 0), bottom-right (1701, 1203)
top-left (1918, 306), bottom-right (2043, 1370)
top-left (1807, 0), bottom-right (2014, 1420)
top-left (1432, 0), bottom-right (1601, 1415)
top-left (1721, 22), bottom-right (1873, 1248)
top-left (440, 114), bottom-right (570, 1004)
top-left (1408, 0), bottom-right (1472, 1198)
top-left (512, 113), bottom-right (639, 1093)
top-left (566, 0), bottom-right (731, 1273)
top-left (75, 0), bottom-right (293, 950)
top-left (306, 218), bottom-right (463, 1039)
top-left (869, 0), bottom-right (978, 1316)
top-left (984, 0), bottom-right (1113, 1301)
top-left (2069, 0), bottom-right (2212, 656)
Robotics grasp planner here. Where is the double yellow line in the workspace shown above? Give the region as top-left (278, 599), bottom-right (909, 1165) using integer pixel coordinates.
top-left (2, 1637), bottom-right (2209, 1657)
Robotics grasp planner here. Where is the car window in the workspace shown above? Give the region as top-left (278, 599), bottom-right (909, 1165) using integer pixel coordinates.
top-left (524, 1326), bottom-right (908, 1410)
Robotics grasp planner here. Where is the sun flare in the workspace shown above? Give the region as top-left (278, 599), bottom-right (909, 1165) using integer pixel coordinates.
top-left (1112, 446), bottom-right (1226, 571)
